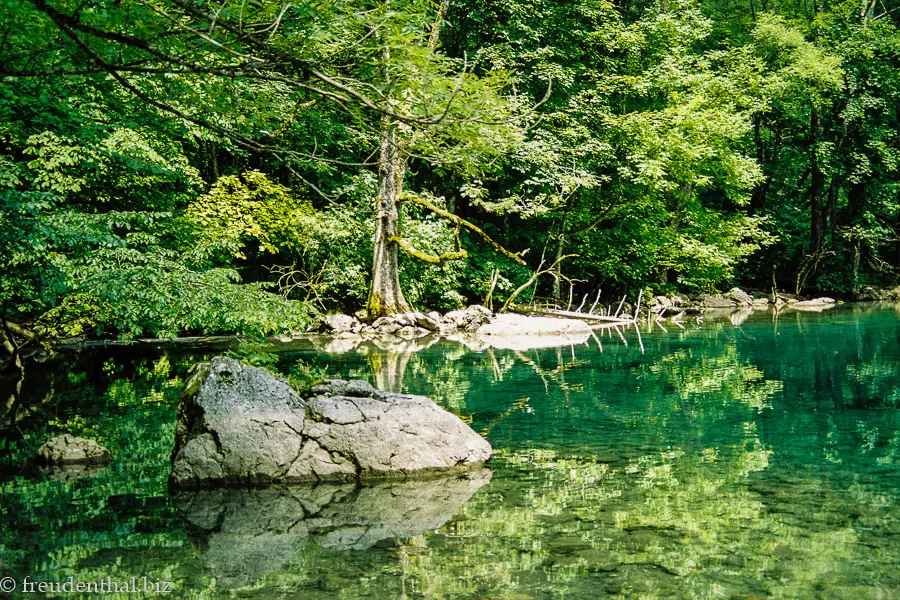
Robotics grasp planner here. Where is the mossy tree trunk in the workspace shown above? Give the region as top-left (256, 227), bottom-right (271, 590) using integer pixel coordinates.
top-left (367, 118), bottom-right (413, 319)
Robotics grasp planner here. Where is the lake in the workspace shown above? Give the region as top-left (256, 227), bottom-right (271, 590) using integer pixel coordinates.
top-left (1, 305), bottom-right (899, 598)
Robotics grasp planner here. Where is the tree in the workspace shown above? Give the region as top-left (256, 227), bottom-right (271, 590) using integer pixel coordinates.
top-left (4, 0), bottom-right (531, 318)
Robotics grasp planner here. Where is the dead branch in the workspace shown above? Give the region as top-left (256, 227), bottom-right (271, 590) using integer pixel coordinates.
top-left (589, 288), bottom-right (602, 314)
top-left (483, 268), bottom-right (500, 311)
top-left (499, 254), bottom-right (577, 313)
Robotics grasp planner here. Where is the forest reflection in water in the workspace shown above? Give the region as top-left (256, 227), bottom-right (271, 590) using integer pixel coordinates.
top-left (0, 304), bottom-right (899, 598)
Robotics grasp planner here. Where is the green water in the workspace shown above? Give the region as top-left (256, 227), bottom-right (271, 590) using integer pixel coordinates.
top-left (2, 305), bottom-right (899, 599)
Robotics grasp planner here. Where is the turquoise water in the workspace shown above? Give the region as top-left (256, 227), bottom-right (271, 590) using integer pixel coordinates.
top-left (1, 305), bottom-right (899, 598)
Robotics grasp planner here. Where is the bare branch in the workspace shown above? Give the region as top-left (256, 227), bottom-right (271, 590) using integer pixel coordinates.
top-left (499, 253), bottom-right (577, 313)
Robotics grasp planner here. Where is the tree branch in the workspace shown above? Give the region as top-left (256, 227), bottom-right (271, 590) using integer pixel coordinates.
top-left (390, 236), bottom-right (468, 265)
top-left (401, 193), bottom-right (527, 265)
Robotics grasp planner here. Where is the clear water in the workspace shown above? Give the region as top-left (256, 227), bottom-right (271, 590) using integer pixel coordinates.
top-left (1, 305), bottom-right (899, 598)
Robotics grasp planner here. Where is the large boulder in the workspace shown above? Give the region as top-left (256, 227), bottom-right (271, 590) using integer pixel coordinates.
top-left (34, 435), bottom-right (112, 466)
top-left (728, 287), bottom-right (753, 306)
top-left (857, 286), bottom-right (900, 301)
top-left (170, 357), bottom-right (491, 488)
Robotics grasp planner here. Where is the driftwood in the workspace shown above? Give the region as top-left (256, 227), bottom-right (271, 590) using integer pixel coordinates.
top-left (512, 307), bottom-right (636, 324)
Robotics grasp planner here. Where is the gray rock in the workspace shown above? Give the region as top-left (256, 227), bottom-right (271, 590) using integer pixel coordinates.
top-left (323, 314), bottom-right (360, 334)
top-left (791, 297), bottom-right (837, 312)
top-left (39, 463), bottom-right (109, 482)
top-left (649, 296), bottom-right (673, 313)
top-left (309, 379), bottom-right (375, 397)
top-left (795, 297), bottom-right (836, 306)
top-left (858, 286), bottom-right (883, 301)
top-left (729, 287), bottom-right (753, 306)
top-left (376, 321), bottom-right (401, 334)
top-left (699, 295), bottom-right (738, 310)
top-left (34, 435), bottom-right (112, 466)
top-left (444, 305), bottom-right (492, 332)
top-left (411, 312), bottom-right (441, 332)
top-left (170, 358), bottom-right (492, 488)
top-left (856, 286), bottom-right (900, 301)
top-left (671, 294), bottom-right (693, 308)
top-left (174, 470), bottom-right (490, 588)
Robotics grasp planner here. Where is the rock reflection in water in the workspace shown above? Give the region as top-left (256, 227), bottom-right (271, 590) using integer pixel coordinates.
top-left (174, 469), bottom-right (491, 588)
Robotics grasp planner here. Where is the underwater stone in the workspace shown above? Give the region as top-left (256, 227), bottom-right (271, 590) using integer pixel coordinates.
top-left (34, 434), bottom-right (112, 466)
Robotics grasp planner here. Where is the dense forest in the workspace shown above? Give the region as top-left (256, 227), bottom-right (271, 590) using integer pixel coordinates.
top-left (1, 0), bottom-right (898, 342)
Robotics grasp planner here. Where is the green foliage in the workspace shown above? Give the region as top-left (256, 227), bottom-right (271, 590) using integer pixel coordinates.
top-left (1, 0), bottom-right (898, 342)
top-left (186, 170), bottom-right (313, 258)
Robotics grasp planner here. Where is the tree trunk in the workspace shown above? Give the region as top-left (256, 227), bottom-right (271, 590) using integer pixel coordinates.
top-left (366, 3), bottom-right (451, 319)
top-left (552, 202), bottom-right (570, 300)
top-left (809, 104), bottom-right (825, 250)
top-left (749, 114), bottom-right (768, 215)
top-left (367, 119), bottom-right (413, 318)
top-left (825, 173), bottom-right (841, 241)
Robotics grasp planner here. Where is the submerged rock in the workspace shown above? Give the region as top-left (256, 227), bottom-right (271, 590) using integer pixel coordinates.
top-left (34, 434), bottom-right (112, 466)
top-left (169, 357), bottom-right (491, 488)
top-left (175, 470), bottom-right (490, 588)
top-left (39, 463), bottom-right (110, 482)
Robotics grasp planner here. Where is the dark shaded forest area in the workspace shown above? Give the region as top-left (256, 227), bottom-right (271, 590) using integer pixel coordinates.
top-left (1, 0), bottom-right (898, 343)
